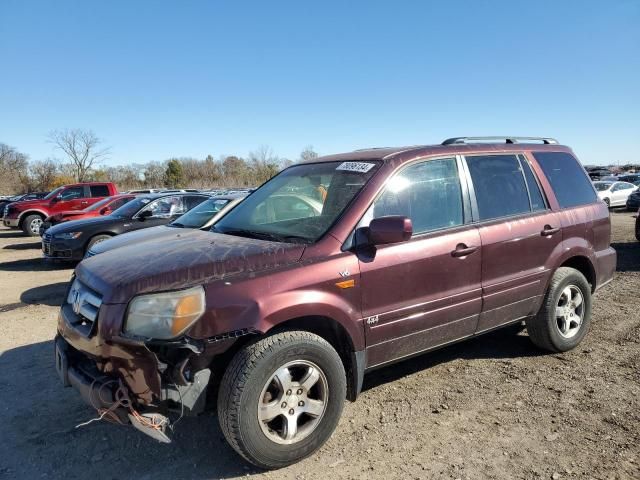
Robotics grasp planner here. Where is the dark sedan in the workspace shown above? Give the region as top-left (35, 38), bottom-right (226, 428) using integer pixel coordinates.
top-left (626, 189), bottom-right (640, 211)
top-left (42, 192), bottom-right (210, 261)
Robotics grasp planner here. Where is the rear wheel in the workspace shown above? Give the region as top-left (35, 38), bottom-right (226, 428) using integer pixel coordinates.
top-left (22, 214), bottom-right (43, 236)
top-left (217, 331), bottom-right (346, 469)
top-left (526, 267), bottom-right (592, 352)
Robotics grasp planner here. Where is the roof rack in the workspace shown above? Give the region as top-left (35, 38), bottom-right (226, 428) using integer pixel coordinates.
top-left (442, 136), bottom-right (558, 145)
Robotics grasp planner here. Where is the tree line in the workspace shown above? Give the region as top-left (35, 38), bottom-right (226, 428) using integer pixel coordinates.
top-left (1, 129), bottom-right (319, 194)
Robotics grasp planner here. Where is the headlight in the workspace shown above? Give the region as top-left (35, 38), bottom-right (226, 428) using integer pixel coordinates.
top-left (54, 232), bottom-right (82, 240)
top-left (124, 286), bottom-right (205, 339)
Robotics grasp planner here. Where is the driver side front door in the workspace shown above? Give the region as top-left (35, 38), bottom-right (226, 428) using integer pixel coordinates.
top-left (358, 157), bottom-right (482, 368)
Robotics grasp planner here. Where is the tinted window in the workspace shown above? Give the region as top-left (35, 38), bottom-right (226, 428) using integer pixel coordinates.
top-left (368, 158), bottom-right (463, 234)
top-left (110, 197), bottom-right (134, 210)
top-left (185, 195), bottom-right (209, 210)
top-left (533, 152), bottom-right (598, 208)
top-left (90, 185), bottom-right (110, 197)
top-left (174, 198), bottom-right (231, 228)
top-left (60, 186), bottom-right (84, 200)
top-left (593, 182), bottom-right (612, 192)
top-left (466, 155), bottom-right (530, 220)
top-left (520, 156), bottom-right (547, 211)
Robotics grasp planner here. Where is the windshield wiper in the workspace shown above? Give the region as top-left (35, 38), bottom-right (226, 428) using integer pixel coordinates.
top-left (216, 228), bottom-right (284, 242)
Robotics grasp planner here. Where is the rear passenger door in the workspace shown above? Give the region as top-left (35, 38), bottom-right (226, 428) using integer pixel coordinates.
top-left (463, 154), bottom-right (562, 333)
top-left (358, 157), bottom-right (483, 368)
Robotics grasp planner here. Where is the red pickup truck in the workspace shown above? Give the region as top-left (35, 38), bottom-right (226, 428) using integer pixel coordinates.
top-left (3, 182), bottom-right (118, 236)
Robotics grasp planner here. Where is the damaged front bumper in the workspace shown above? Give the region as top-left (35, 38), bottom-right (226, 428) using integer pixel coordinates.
top-left (56, 302), bottom-right (245, 442)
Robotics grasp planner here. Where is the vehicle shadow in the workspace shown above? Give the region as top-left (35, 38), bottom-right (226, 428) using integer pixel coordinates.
top-left (362, 323), bottom-right (540, 393)
top-left (3, 241), bottom-right (42, 250)
top-left (0, 258), bottom-right (75, 272)
top-left (611, 241), bottom-right (640, 272)
top-left (21, 282), bottom-right (70, 307)
top-left (0, 229), bottom-right (28, 239)
top-left (0, 341), bottom-right (262, 480)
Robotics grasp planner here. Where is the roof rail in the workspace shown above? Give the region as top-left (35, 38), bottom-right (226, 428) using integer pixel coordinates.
top-left (442, 136), bottom-right (558, 145)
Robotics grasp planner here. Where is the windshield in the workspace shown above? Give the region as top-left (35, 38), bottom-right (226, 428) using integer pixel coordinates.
top-left (214, 160), bottom-right (381, 243)
top-left (111, 197), bottom-right (153, 217)
top-left (44, 187), bottom-right (64, 200)
top-left (594, 182), bottom-right (612, 191)
top-left (171, 198), bottom-right (231, 228)
top-left (85, 196), bottom-right (113, 211)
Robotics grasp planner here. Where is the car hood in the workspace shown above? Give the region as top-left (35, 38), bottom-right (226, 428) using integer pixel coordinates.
top-left (47, 215), bottom-right (124, 234)
top-left (76, 230), bottom-right (306, 303)
top-left (89, 225), bottom-right (182, 254)
top-left (10, 198), bottom-right (47, 209)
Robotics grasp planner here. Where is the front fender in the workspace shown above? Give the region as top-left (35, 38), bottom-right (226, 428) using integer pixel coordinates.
top-left (258, 289), bottom-right (365, 351)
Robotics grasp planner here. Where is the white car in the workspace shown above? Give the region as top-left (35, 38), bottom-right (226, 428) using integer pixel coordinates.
top-left (593, 181), bottom-right (638, 207)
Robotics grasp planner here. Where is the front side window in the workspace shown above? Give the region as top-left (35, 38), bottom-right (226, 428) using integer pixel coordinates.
top-left (59, 186), bottom-right (84, 201)
top-left (140, 196), bottom-right (186, 218)
top-left (466, 155), bottom-right (530, 221)
top-left (593, 182), bottom-right (612, 192)
top-left (363, 157), bottom-right (464, 234)
top-left (533, 152), bottom-right (598, 208)
top-left (214, 161), bottom-right (381, 243)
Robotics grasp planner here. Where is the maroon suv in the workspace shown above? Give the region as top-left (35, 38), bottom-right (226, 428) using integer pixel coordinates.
top-left (55, 137), bottom-right (615, 469)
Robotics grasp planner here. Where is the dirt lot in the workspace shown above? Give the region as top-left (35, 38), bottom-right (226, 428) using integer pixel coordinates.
top-left (0, 213), bottom-right (638, 480)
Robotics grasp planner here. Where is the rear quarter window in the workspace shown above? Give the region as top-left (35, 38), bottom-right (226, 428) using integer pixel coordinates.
top-left (532, 152), bottom-right (597, 208)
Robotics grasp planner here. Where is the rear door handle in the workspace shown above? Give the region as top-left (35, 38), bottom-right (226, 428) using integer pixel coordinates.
top-left (451, 243), bottom-right (478, 257)
top-left (541, 225), bottom-right (560, 236)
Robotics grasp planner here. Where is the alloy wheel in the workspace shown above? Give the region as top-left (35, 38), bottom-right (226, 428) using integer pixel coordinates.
top-left (258, 360), bottom-right (328, 445)
top-left (555, 285), bottom-right (584, 339)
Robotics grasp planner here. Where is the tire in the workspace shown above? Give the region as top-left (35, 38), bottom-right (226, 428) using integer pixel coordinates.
top-left (22, 214), bottom-right (44, 236)
top-left (526, 267), bottom-right (592, 352)
top-left (86, 234), bottom-right (111, 253)
top-left (217, 331), bottom-right (346, 469)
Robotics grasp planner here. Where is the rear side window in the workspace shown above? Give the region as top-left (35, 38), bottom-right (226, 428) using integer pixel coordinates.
top-left (466, 155), bottom-right (530, 220)
top-left (533, 152), bottom-right (597, 208)
top-left (520, 156), bottom-right (547, 212)
top-left (90, 185), bottom-right (110, 197)
top-left (185, 195), bottom-right (208, 210)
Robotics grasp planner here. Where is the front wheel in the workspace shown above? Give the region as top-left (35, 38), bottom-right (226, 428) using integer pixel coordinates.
top-left (22, 214), bottom-right (43, 236)
top-left (217, 331), bottom-right (346, 469)
top-left (526, 267), bottom-right (592, 352)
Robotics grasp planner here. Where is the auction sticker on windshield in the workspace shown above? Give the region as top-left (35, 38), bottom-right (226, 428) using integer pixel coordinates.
top-left (336, 162), bottom-right (376, 173)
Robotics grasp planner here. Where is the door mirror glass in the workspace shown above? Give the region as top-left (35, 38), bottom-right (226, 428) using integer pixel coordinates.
top-left (138, 209), bottom-right (153, 220)
top-left (366, 215), bottom-right (413, 245)
top-left (99, 207), bottom-right (111, 215)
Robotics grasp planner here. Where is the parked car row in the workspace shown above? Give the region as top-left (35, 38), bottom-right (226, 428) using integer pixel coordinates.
top-left (48, 136), bottom-right (616, 469)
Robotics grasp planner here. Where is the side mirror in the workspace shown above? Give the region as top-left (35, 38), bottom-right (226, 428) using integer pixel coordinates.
top-left (99, 207), bottom-right (111, 215)
top-left (138, 209), bottom-right (153, 220)
top-left (367, 215), bottom-right (413, 245)
top-left (51, 195), bottom-right (61, 203)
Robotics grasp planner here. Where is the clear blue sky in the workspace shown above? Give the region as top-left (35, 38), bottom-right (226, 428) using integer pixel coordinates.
top-left (1, 0), bottom-right (638, 166)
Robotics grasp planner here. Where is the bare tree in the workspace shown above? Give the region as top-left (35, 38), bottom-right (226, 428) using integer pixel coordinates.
top-left (29, 158), bottom-right (59, 191)
top-left (299, 145), bottom-right (318, 163)
top-left (0, 143), bottom-right (29, 193)
top-left (48, 129), bottom-right (110, 182)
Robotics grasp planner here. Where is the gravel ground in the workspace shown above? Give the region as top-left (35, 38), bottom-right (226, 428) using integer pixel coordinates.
top-left (0, 212), bottom-right (638, 480)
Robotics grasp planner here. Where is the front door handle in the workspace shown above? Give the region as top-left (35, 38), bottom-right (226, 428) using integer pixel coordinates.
top-left (541, 225), bottom-right (560, 236)
top-left (451, 243), bottom-right (478, 257)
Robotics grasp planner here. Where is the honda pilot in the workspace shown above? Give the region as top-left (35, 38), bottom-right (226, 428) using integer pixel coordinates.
top-left (55, 137), bottom-right (616, 469)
